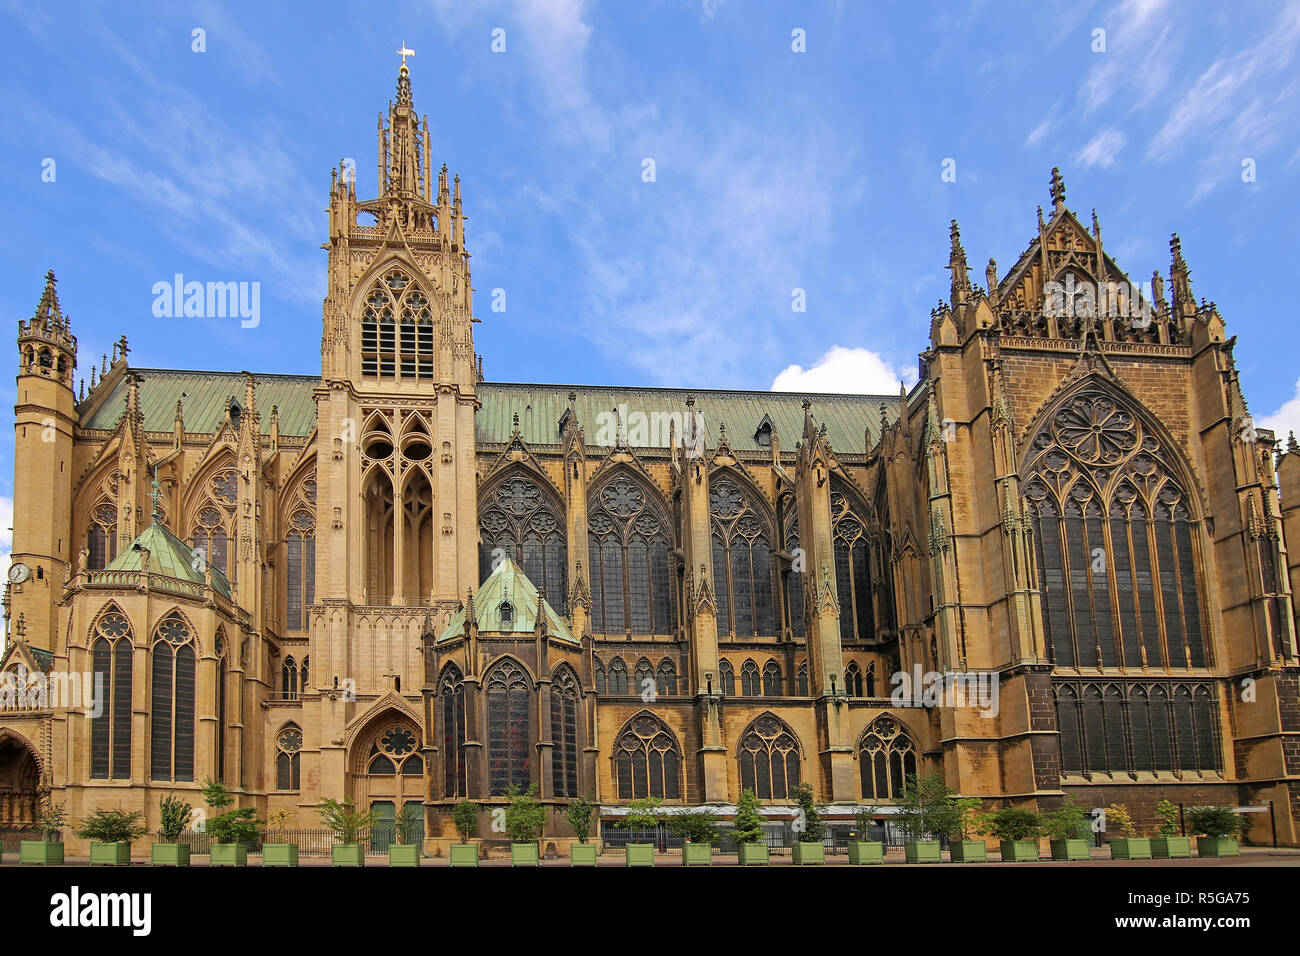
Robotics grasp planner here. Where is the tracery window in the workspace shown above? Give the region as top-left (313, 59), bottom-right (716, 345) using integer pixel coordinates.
top-left (440, 666), bottom-right (467, 797)
top-left (782, 508), bottom-right (806, 639)
top-left (740, 659), bottom-right (761, 696)
top-left (276, 724), bottom-right (302, 790)
top-left (281, 656), bottom-right (299, 700)
top-left (845, 661), bottom-right (864, 697)
top-left (90, 608), bottom-right (132, 779)
top-left (614, 714), bottom-right (681, 800)
top-left (87, 501), bottom-right (118, 570)
top-left (796, 662), bottom-right (809, 696)
top-left (550, 667), bottom-right (580, 797)
top-left (486, 660), bottom-right (531, 794)
top-left (604, 657), bottom-right (629, 695)
top-left (1024, 388), bottom-right (1209, 670)
top-left (190, 468), bottom-right (238, 584)
top-left (1055, 680), bottom-right (1221, 774)
top-left (656, 659), bottom-right (678, 696)
top-left (719, 659), bottom-right (735, 696)
top-left (762, 661), bottom-right (782, 696)
top-left (150, 613), bottom-right (196, 782)
top-left (588, 476), bottom-right (676, 635)
top-left (709, 476), bottom-right (776, 638)
top-left (367, 725), bottom-right (424, 776)
top-left (832, 487), bottom-right (876, 644)
top-left (285, 475), bottom-right (316, 631)
top-left (479, 475), bottom-right (567, 614)
top-left (858, 716), bottom-right (917, 801)
top-left (738, 714), bottom-right (801, 799)
top-left (634, 658), bottom-right (654, 696)
top-left (360, 270), bottom-right (434, 380)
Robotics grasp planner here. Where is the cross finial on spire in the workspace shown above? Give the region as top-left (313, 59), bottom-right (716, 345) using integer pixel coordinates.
top-left (397, 43), bottom-right (415, 66)
top-left (1049, 167), bottom-right (1066, 211)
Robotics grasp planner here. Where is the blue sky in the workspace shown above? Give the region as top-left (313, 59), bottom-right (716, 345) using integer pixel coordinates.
top-left (3, 0), bottom-right (1300, 565)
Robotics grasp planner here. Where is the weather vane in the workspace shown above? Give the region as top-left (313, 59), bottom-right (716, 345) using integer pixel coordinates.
top-left (397, 43), bottom-right (415, 66)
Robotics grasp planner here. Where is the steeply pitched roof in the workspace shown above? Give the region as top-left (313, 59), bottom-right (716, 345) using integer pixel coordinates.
top-left (437, 556), bottom-right (574, 643)
top-left (80, 368), bottom-right (903, 453)
top-left (105, 517), bottom-right (232, 599)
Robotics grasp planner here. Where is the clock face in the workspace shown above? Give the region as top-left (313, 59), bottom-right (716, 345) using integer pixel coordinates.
top-left (8, 562), bottom-right (30, 584)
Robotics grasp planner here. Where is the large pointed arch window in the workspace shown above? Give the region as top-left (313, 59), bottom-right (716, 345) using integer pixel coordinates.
top-left (360, 269), bottom-right (434, 380)
top-left (831, 486), bottom-right (876, 644)
top-left (858, 716), bottom-right (917, 801)
top-left (588, 476), bottom-right (676, 635)
top-left (479, 475), bottom-right (567, 614)
top-left (781, 506), bottom-right (806, 639)
top-left (1024, 388), bottom-right (1210, 670)
top-left (709, 476), bottom-right (776, 638)
top-left (190, 468), bottom-right (238, 584)
top-left (285, 475), bottom-right (316, 631)
top-left (738, 714), bottom-right (801, 799)
top-left (550, 667), bottom-right (580, 797)
top-left (276, 724), bottom-right (302, 791)
top-left (150, 613), bottom-right (196, 782)
top-left (614, 714), bottom-right (681, 800)
top-left (486, 660), bottom-right (531, 794)
top-left (90, 608), bottom-right (133, 779)
top-left (87, 501), bottom-right (119, 570)
top-left (440, 666), bottom-right (468, 798)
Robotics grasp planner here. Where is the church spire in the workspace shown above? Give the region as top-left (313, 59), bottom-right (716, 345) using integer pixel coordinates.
top-left (1049, 166), bottom-right (1066, 214)
top-left (948, 219), bottom-right (971, 306)
top-left (379, 49), bottom-right (429, 203)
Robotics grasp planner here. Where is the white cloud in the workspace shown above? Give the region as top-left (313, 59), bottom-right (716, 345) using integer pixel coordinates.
top-left (770, 346), bottom-right (916, 395)
top-left (1076, 129), bottom-right (1127, 169)
top-left (1261, 376), bottom-right (1300, 444)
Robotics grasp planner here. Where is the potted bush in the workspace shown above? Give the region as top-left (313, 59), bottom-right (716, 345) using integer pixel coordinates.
top-left (388, 812), bottom-right (422, 867)
top-left (151, 793), bottom-right (193, 866)
top-left (318, 796), bottom-right (375, 866)
top-left (895, 770), bottom-right (952, 863)
top-left (1043, 798), bottom-right (1091, 861)
top-left (1106, 803), bottom-right (1151, 860)
top-left (733, 788), bottom-right (768, 865)
top-left (76, 808), bottom-right (147, 865)
top-left (565, 795), bottom-right (598, 867)
top-left (203, 778), bottom-right (260, 866)
top-left (1186, 805), bottom-right (1246, 858)
top-left (616, 797), bottom-right (662, 867)
top-left (450, 800), bottom-right (480, 867)
top-left (504, 785), bottom-right (545, 866)
top-left (669, 809), bottom-right (722, 867)
top-left (986, 807), bottom-right (1041, 861)
top-left (21, 798), bottom-right (67, 865)
top-left (948, 798), bottom-right (988, 863)
top-left (1151, 799), bottom-right (1192, 859)
top-left (846, 808), bottom-right (884, 865)
top-left (789, 782), bottom-right (827, 865)
top-left (262, 808), bottom-right (300, 867)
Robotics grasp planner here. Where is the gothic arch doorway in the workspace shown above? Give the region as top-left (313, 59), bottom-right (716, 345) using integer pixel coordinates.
top-left (349, 715), bottom-right (425, 851)
top-left (0, 733), bottom-right (41, 828)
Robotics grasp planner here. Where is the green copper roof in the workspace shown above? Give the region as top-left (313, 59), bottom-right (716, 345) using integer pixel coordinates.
top-left (437, 556), bottom-right (574, 643)
top-left (79, 368), bottom-right (904, 453)
top-left (105, 518), bottom-right (232, 599)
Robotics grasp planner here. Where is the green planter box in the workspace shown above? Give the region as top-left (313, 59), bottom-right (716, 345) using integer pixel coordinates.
top-left (20, 840), bottom-right (64, 865)
top-left (262, 843), bottom-right (299, 866)
top-left (151, 842), bottom-right (191, 866)
top-left (1197, 836), bottom-right (1240, 858)
top-left (449, 843), bottom-right (479, 867)
top-left (737, 843), bottom-right (769, 866)
top-left (1109, 837), bottom-right (1151, 860)
top-left (999, 840), bottom-right (1039, 862)
top-left (791, 842), bottom-right (825, 865)
top-left (625, 843), bottom-right (655, 867)
top-left (332, 844), bottom-right (365, 867)
top-left (847, 841), bottom-right (885, 865)
top-left (682, 843), bottom-right (713, 866)
top-left (1050, 838), bottom-right (1092, 861)
top-left (211, 843), bottom-right (248, 867)
top-left (570, 843), bottom-right (599, 866)
top-left (1151, 836), bottom-right (1193, 859)
top-left (511, 842), bottom-right (539, 866)
top-left (949, 840), bottom-right (987, 863)
top-left (89, 841), bottom-right (132, 865)
top-left (904, 840), bottom-right (942, 863)
top-left (389, 844), bottom-right (420, 867)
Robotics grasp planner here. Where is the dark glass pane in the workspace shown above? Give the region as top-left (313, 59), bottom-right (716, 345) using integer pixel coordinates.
top-left (1088, 514), bottom-right (1115, 666)
top-left (602, 538), bottom-right (625, 634)
top-left (1056, 689), bottom-right (1082, 774)
top-left (1037, 508), bottom-right (1073, 666)
top-left (1081, 686), bottom-right (1105, 771)
top-left (1066, 512), bottom-right (1097, 667)
top-left (1172, 688), bottom-right (1196, 771)
top-left (174, 645), bottom-right (195, 782)
top-left (852, 541), bottom-right (874, 642)
top-left (731, 543), bottom-right (754, 637)
top-left (1150, 685), bottom-right (1173, 771)
top-left (113, 641), bottom-right (132, 778)
top-left (1133, 520), bottom-right (1162, 667)
top-left (1111, 517), bottom-right (1141, 667)
top-left (1193, 688), bottom-right (1220, 770)
top-left (752, 536), bottom-right (775, 636)
top-left (1103, 686), bottom-right (1127, 773)
top-left (712, 536), bottom-right (730, 637)
top-left (287, 535), bottom-right (303, 631)
top-left (628, 538), bottom-right (651, 634)
top-left (835, 540), bottom-right (854, 644)
top-left (1176, 520), bottom-right (1206, 667)
top-left (588, 532), bottom-right (604, 632)
top-left (150, 647), bottom-right (173, 780)
top-left (91, 638), bottom-right (111, 778)
top-left (650, 538), bottom-right (673, 633)
top-left (1156, 521), bottom-right (1187, 667)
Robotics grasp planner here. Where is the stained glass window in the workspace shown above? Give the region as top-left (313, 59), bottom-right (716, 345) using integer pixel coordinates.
top-left (150, 613), bottom-right (195, 782)
top-left (479, 475), bottom-right (567, 614)
top-left (614, 714), bottom-right (681, 800)
top-left (486, 660), bottom-right (531, 794)
top-left (551, 667), bottom-right (580, 797)
top-left (858, 716), bottom-right (917, 800)
top-left (441, 666), bottom-right (467, 797)
top-left (276, 724), bottom-right (302, 790)
top-left (709, 476), bottom-right (776, 637)
top-left (90, 608), bottom-right (132, 779)
top-left (87, 501), bottom-right (118, 570)
top-left (738, 714), bottom-right (801, 799)
top-left (587, 477), bottom-right (676, 635)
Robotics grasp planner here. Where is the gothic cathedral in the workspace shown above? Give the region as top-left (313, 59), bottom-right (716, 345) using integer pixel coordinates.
top-left (4, 63), bottom-right (1300, 856)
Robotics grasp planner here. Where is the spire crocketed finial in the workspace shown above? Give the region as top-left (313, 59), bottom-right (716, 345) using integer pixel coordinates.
top-left (1049, 166), bottom-right (1066, 211)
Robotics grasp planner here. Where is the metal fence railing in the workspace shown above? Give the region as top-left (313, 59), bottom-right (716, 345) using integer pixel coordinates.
top-left (598, 822), bottom-right (921, 855)
top-left (0, 826), bottom-right (54, 853)
top-left (157, 828), bottom-right (387, 855)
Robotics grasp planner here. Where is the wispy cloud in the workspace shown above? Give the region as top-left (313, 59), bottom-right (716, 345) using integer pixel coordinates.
top-left (1076, 128), bottom-right (1127, 169)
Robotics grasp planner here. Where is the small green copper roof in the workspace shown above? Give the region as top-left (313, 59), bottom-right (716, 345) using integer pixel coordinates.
top-left (105, 517), bottom-right (232, 599)
top-left (437, 556), bottom-right (574, 643)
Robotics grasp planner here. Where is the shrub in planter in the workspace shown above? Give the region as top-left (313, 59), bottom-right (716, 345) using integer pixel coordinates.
top-left (846, 808), bottom-right (884, 865)
top-left (617, 796), bottom-right (662, 866)
top-left (76, 807), bottom-right (147, 865)
top-left (203, 779), bottom-right (260, 866)
top-left (1044, 798), bottom-right (1092, 861)
top-left (895, 771), bottom-right (958, 864)
top-left (262, 808), bottom-right (300, 867)
top-left (1151, 799), bottom-right (1191, 859)
top-left (670, 809), bottom-right (722, 867)
top-left (449, 800), bottom-right (480, 866)
top-left (948, 798), bottom-right (988, 863)
top-left (789, 782), bottom-right (826, 865)
top-left (504, 784), bottom-right (544, 866)
top-left (984, 807), bottom-right (1041, 861)
top-left (1105, 803), bottom-right (1151, 860)
top-left (733, 788), bottom-right (768, 865)
top-left (152, 793), bottom-right (193, 866)
top-left (1186, 806), bottom-right (1246, 857)
top-left (389, 814), bottom-right (422, 867)
top-left (318, 796), bottom-right (375, 867)
top-left (21, 799), bottom-right (67, 865)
